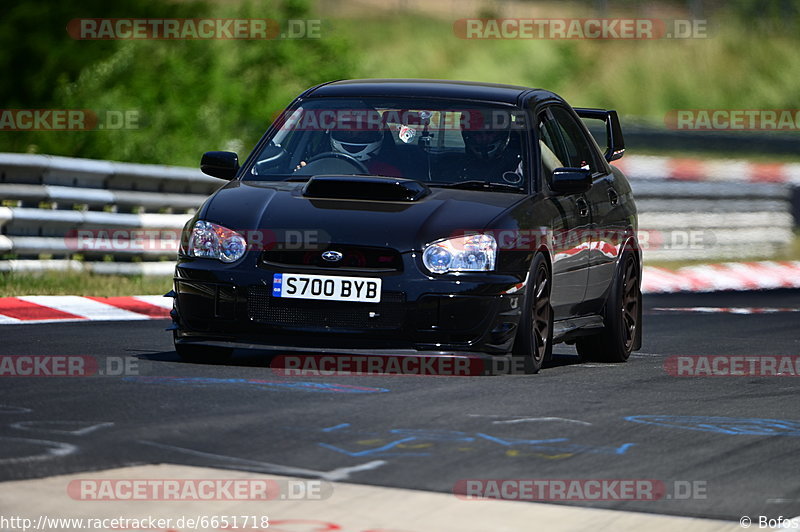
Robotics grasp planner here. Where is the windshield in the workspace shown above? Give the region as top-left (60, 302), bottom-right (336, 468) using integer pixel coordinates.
top-left (246, 97), bottom-right (527, 190)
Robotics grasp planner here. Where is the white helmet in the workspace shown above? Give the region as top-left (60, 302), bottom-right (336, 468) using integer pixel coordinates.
top-left (329, 109), bottom-right (384, 162)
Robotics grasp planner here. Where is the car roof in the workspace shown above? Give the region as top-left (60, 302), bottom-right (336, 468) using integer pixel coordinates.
top-left (304, 78), bottom-right (561, 106)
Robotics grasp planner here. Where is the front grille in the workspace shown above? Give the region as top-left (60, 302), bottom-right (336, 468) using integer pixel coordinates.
top-left (261, 245), bottom-right (403, 272)
top-left (247, 287), bottom-right (405, 330)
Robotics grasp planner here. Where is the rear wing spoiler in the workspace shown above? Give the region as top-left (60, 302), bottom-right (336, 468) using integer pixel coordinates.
top-left (574, 108), bottom-right (625, 162)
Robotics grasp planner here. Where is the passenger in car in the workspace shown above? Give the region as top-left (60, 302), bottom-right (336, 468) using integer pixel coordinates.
top-left (439, 111), bottom-right (523, 184)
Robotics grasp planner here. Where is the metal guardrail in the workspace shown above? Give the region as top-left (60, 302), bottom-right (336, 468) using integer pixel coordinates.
top-left (0, 154), bottom-right (220, 276)
top-left (0, 153), bottom-right (796, 275)
top-left (633, 181), bottom-right (794, 261)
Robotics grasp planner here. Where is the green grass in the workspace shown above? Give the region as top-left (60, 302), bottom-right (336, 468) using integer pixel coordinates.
top-left (0, 272), bottom-right (172, 297)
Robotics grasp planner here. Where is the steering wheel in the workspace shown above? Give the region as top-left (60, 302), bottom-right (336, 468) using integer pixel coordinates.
top-left (305, 151), bottom-right (370, 174)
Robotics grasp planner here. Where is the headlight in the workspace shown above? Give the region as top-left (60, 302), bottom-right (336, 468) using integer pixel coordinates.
top-left (187, 221), bottom-right (246, 263)
top-left (422, 234), bottom-right (497, 273)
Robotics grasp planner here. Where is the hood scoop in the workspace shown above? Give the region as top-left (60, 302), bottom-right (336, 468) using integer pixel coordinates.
top-left (302, 175), bottom-right (430, 202)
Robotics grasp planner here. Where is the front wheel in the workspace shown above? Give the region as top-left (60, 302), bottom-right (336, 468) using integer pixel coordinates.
top-left (576, 249), bottom-right (641, 363)
top-left (512, 253), bottom-right (553, 374)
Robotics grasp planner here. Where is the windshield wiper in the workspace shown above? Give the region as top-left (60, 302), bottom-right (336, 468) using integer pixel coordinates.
top-left (430, 180), bottom-right (523, 192)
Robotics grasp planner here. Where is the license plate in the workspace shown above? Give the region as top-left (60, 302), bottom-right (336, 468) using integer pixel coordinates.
top-left (272, 273), bottom-right (381, 303)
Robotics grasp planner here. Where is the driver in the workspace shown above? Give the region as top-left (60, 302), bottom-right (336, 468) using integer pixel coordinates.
top-left (295, 108), bottom-right (403, 177)
top-left (446, 110), bottom-right (522, 183)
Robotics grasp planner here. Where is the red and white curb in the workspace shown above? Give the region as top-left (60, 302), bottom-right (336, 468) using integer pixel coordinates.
top-left (0, 295), bottom-right (170, 325)
top-left (0, 261), bottom-right (798, 324)
top-left (615, 154), bottom-right (800, 184)
top-left (642, 261), bottom-right (800, 294)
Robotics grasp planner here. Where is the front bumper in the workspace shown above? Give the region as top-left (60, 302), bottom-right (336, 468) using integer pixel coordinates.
top-left (171, 254), bottom-right (528, 356)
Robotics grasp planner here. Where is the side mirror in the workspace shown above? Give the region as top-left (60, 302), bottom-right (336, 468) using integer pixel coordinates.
top-left (551, 167), bottom-right (592, 194)
top-left (575, 108), bottom-right (625, 162)
top-left (201, 151), bottom-right (239, 180)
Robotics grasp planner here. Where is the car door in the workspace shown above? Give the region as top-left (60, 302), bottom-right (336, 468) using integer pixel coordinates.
top-left (535, 107), bottom-right (591, 320)
top-left (550, 106), bottom-right (625, 313)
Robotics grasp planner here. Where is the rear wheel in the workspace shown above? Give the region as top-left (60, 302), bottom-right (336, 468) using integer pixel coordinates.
top-left (512, 253), bottom-right (553, 374)
top-left (576, 249), bottom-right (640, 362)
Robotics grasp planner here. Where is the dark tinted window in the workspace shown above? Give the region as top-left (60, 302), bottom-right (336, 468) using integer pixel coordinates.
top-left (548, 106), bottom-right (597, 172)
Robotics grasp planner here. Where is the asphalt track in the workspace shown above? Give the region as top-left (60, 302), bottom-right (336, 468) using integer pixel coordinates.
top-left (1, 289), bottom-right (799, 528)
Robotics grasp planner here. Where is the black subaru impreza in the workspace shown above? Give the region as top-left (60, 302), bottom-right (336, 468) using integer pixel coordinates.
top-left (170, 79), bottom-right (641, 373)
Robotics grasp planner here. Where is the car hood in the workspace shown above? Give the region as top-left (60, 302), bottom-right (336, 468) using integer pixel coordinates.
top-left (200, 179), bottom-right (524, 252)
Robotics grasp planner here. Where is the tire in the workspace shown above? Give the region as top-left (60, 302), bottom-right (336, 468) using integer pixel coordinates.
top-left (174, 336), bottom-right (233, 364)
top-left (512, 253), bottom-right (554, 374)
top-left (576, 249), bottom-right (641, 363)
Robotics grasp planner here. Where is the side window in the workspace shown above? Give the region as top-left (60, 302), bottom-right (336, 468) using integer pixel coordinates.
top-left (548, 107), bottom-right (598, 172)
top-left (537, 112), bottom-right (566, 175)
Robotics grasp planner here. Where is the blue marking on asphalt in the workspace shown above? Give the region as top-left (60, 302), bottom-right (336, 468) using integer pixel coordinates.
top-left (625, 415), bottom-right (800, 436)
top-left (319, 437), bottom-right (431, 457)
top-left (122, 376), bottom-right (388, 393)
top-left (612, 442), bottom-right (636, 454)
top-left (475, 433), bottom-right (569, 446)
top-left (322, 423), bottom-right (351, 432)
